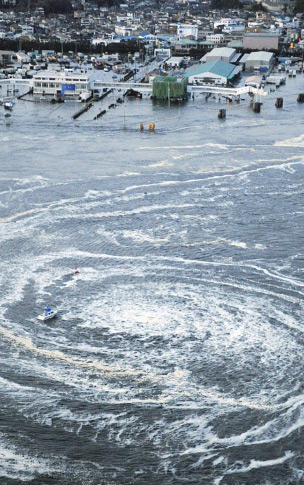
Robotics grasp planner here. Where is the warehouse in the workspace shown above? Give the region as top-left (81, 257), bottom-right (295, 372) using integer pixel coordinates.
top-left (243, 51), bottom-right (275, 71)
top-left (185, 59), bottom-right (241, 86)
top-left (200, 47), bottom-right (239, 64)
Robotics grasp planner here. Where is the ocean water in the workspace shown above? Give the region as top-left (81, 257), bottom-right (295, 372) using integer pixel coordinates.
top-left (1, 75), bottom-right (304, 484)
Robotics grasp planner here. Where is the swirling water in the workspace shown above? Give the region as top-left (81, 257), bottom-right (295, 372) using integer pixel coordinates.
top-left (1, 76), bottom-right (304, 484)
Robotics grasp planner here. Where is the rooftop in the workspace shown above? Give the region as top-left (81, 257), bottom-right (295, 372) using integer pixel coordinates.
top-left (184, 59), bottom-right (237, 79)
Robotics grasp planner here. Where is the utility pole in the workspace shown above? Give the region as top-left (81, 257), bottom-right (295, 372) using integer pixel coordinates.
top-left (168, 81), bottom-right (170, 107)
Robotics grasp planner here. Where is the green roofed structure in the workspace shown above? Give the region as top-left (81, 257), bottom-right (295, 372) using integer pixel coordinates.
top-left (152, 75), bottom-right (188, 101)
top-left (184, 60), bottom-right (241, 86)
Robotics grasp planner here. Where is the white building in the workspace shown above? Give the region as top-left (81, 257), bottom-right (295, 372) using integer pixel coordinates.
top-left (16, 52), bottom-right (31, 63)
top-left (214, 18), bottom-right (245, 30)
top-left (20, 24), bottom-right (34, 35)
top-left (154, 48), bottom-right (171, 60)
top-left (32, 70), bottom-right (90, 97)
top-left (201, 47), bottom-right (237, 63)
top-left (115, 25), bottom-right (134, 36)
top-left (165, 56), bottom-right (185, 68)
top-left (244, 51), bottom-right (275, 71)
top-left (222, 24), bottom-right (245, 33)
top-left (206, 33), bottom-right (225, 45)
top-left (100, 53), bottom-right (120, 64)
top-left (177, 23), bottom-right (198, 41)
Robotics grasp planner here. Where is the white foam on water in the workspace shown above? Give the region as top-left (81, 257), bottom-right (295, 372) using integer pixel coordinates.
top-left (84, 189), bottom-right (113, 198)
top-left (0, 323), bottom-right (141, 378)
top-left (201, 237), bottom-right (247, 249)
top-left (255, 243), bottom-right (266, 249)
top-left (0, 434), bottom-right (60, 481)
top-left (213, 456), bottom-right (225, 466)
top-left (95, 227), bottom-right (121, 245)
top-left (274, 134), bottom-right (304, 147)
top-left (121, 230), bottom-right (170, 244)
top-left (227, 450), bottom-right (294, 475)
top-left (172, 152), bottom-right (200, 160)
top-left (137, 143), bottom-right (230, 151)
top-left (147, 160), bottom-right (173, 168)
top-left (55, 202), bottom-right (195, 220)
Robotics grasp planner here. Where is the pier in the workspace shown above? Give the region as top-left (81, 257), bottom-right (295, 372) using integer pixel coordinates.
top-left (92, 81), bottom-right (267, 100)
top-left (187, 84), bottom-right (267, 99)
top-left (92, 81), bottom-right (152, 93)
top-left (0, 77), bottom-right (267, 105)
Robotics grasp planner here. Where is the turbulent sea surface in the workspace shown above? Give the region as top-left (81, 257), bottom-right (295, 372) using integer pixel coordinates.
top-left (1, 75), bottom-right (304, 484)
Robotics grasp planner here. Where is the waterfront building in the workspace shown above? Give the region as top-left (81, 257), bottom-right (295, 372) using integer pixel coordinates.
top-left (32, 70), bottom-right (89, 97)
top-left (243, 51), bottom-right (275, 71)
top-left (184, 60), bottom-right (241, 86)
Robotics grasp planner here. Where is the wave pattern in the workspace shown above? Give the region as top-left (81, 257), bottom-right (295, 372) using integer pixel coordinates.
top-left (1, 91), bottom-right (304, 483)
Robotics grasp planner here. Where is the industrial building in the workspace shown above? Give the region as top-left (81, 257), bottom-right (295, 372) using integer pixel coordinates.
top-left (243, 51), bottom-right (275, 71)
top-left (200, 47), bottom-right (241, 64)
top-left (185, 59), bottom-right (241, 86)
top-left (243, 33), bottom-right (279, 51)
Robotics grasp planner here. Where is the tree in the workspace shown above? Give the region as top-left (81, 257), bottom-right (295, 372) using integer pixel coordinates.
top-left (210, 0), bottom-right (241, 9)
top-left (294, 0), bottom-right (304, 13)
top-left (43, 0), bottom-right (73, 15)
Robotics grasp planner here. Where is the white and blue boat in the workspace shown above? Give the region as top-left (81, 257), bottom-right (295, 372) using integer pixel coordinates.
top-left (37, 307), bottom-right (57, 321)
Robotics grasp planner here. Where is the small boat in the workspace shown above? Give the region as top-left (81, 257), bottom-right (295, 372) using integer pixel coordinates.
top-left (3, 98), bottom-right (14, 110)
top-left (74, 267), bottom-right (79, 274)
top-left (37, 307), bottom-right (57, 321)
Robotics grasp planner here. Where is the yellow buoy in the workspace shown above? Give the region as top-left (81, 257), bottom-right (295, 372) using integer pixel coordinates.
top-left (148, 122), bottom-right (155, 131)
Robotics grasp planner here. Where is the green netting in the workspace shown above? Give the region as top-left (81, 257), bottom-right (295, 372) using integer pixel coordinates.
top-left (152, 76), bottom-right (188, 99)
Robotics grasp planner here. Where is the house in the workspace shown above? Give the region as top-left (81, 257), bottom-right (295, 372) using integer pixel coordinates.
top-left (0, 50), bottom-right (14, 64)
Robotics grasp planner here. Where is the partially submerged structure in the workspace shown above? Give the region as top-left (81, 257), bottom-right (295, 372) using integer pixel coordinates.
top-left (184, 60), bottom-right (241, 86)
top-left (152, 75), bottom-right (188, 101)
top-left (32, 70), bottom-right (90, 97)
